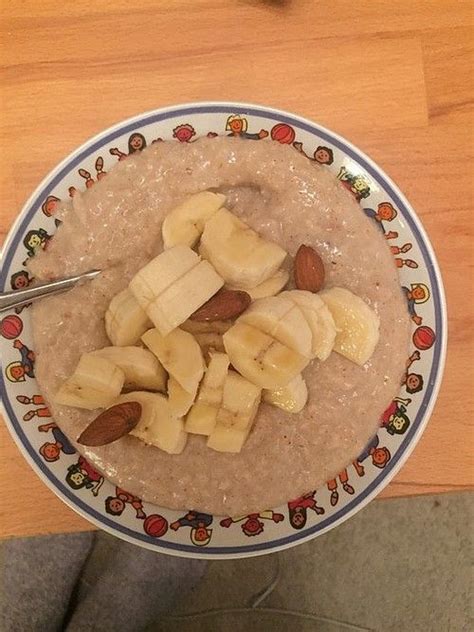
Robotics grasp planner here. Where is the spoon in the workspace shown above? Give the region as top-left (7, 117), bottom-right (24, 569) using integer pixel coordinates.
top-left (0, 269), bottom-right (101, 313)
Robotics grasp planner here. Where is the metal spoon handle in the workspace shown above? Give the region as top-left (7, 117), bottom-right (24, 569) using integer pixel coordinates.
top-left (0, 269), bottom-right (101, 313)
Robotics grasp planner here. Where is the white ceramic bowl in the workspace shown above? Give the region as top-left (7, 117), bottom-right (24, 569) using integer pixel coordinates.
top-left (0, 103), bottom-right (446, 558)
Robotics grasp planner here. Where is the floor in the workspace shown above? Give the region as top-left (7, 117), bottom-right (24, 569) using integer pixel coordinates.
top-left (1, 492), bottom-right (472, 631)
top-left (154, 492), bottom-right (473, 632)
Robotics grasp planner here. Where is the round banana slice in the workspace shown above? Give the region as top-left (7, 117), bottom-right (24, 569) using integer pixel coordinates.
top-left (90, 346), bottom-right (166, 392)
top-left (223, 321), bottom-right (309, 390)
top-left (142, 327), bottom-right (204, 394)
top-left (162, 191), bottom-right (226, 249)
top-left (280, 290), bottom-right (337, 361)
top-left (200, 208), bottom-right (287, 288)
top-left (319, 287), bottom-right (380, 366)
top-left (105, 288), bottom-right (152, 347)
top-left (238, 295), bottom-right (313, 358)
top-left (263, 373), bottom-right (308, 413)
top-left (118, 391), bottom-right (187, 455)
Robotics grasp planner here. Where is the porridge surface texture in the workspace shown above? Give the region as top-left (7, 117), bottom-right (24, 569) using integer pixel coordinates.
top-left (29, 136), bottom-right (410, 515)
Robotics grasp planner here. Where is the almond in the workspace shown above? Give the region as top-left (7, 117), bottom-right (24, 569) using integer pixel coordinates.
top-left (190, 289), bottom-right (251, 322)
top-left (294, 244), bottom-right (325, 292)
top-left (78, 401), bottom-right (142, 446)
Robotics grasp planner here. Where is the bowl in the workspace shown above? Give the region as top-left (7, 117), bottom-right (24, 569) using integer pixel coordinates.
top-left (0, 102), bottom-right (447, 558)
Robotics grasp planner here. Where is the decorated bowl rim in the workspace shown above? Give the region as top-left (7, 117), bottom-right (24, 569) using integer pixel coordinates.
top-left (0, 101), bottom-right (447, 558)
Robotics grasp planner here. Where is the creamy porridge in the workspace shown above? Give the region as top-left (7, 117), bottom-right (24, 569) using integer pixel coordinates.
top-left (29, 136), bottom-right (410, 516)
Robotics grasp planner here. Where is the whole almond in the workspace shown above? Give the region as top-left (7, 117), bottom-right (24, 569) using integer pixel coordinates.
top-left (190, 289), bottom-right (251, 322)
top-left (294, 244), bottom-right (325, 292)
top-left (78, 401), bottom-right (142, 446)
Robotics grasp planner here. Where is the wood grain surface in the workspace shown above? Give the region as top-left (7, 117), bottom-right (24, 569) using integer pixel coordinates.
top-left (1, 0), bottom-right (473, 538)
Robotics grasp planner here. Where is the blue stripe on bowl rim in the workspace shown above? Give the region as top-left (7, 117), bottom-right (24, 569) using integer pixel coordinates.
top-left (0, 103), bottom-right (447, 558)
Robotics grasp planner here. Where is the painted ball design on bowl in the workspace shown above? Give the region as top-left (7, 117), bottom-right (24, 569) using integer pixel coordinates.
top-left (270, 123), bottom-right (296, 145)
top-left (143, 514), bottom-right (168, 538)
top-left (0, 315), bottom-right (23, 340)
top-left (413, 326), bottom-right (436, 351)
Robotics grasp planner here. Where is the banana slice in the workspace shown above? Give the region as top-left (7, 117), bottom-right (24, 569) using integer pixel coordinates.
top-left (199, 352), bottom-right (231, 404)
top-left (207, 371), bottom-right (261, 453)
top-left (146, 260), bottom-right (223, 336)
top-left (200, 208), bottom-right (287, 288)
top-left (142, 327), bottom-right (204, 394)
top-left (280, 290), bottom-right (337, 361)
top-left (118, 391), bottom-right (187, 454)
top-left (223, 321), bottom-right (309, 389)
top-left (55, 354), bottom-right (125, 410)
top-left (129, 245), bottom-right (199, 310)
top-left (227, 269), bottom-right (289, 300)
top-left (162, 191), bottom-right (226, 248)
top-left (185, 352), bottom-right (230, 435)
top-left (105, 288), bottom-right (152, 346)
top-left (167, 376), bottom-right (196, 417)
top-left (90, 346), bottom-right (167, 392)
top-left (216, 371), bottom-right (261, 432)
top-left (116, 390), bottom-right (160, 427)
top-left (319, 287), bottom-right (380, 365)
top-left (264, 373), bottom-right (308, 413)
top-left (206, 425), bottom-right (249, 454)
top-left (238, 296), bottom-right (313, 357)
top-left (185, 402), bottom-right (218, 437)
top-left (129, 245), bottom-right (224, 336)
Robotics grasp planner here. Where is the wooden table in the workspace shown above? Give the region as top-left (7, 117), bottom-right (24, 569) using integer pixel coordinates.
top-left (1, 1), bottom-right (473, 538)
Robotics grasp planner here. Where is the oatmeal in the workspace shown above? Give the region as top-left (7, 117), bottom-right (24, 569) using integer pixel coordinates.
top-left (29, 136), bottom-right (410, 516)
